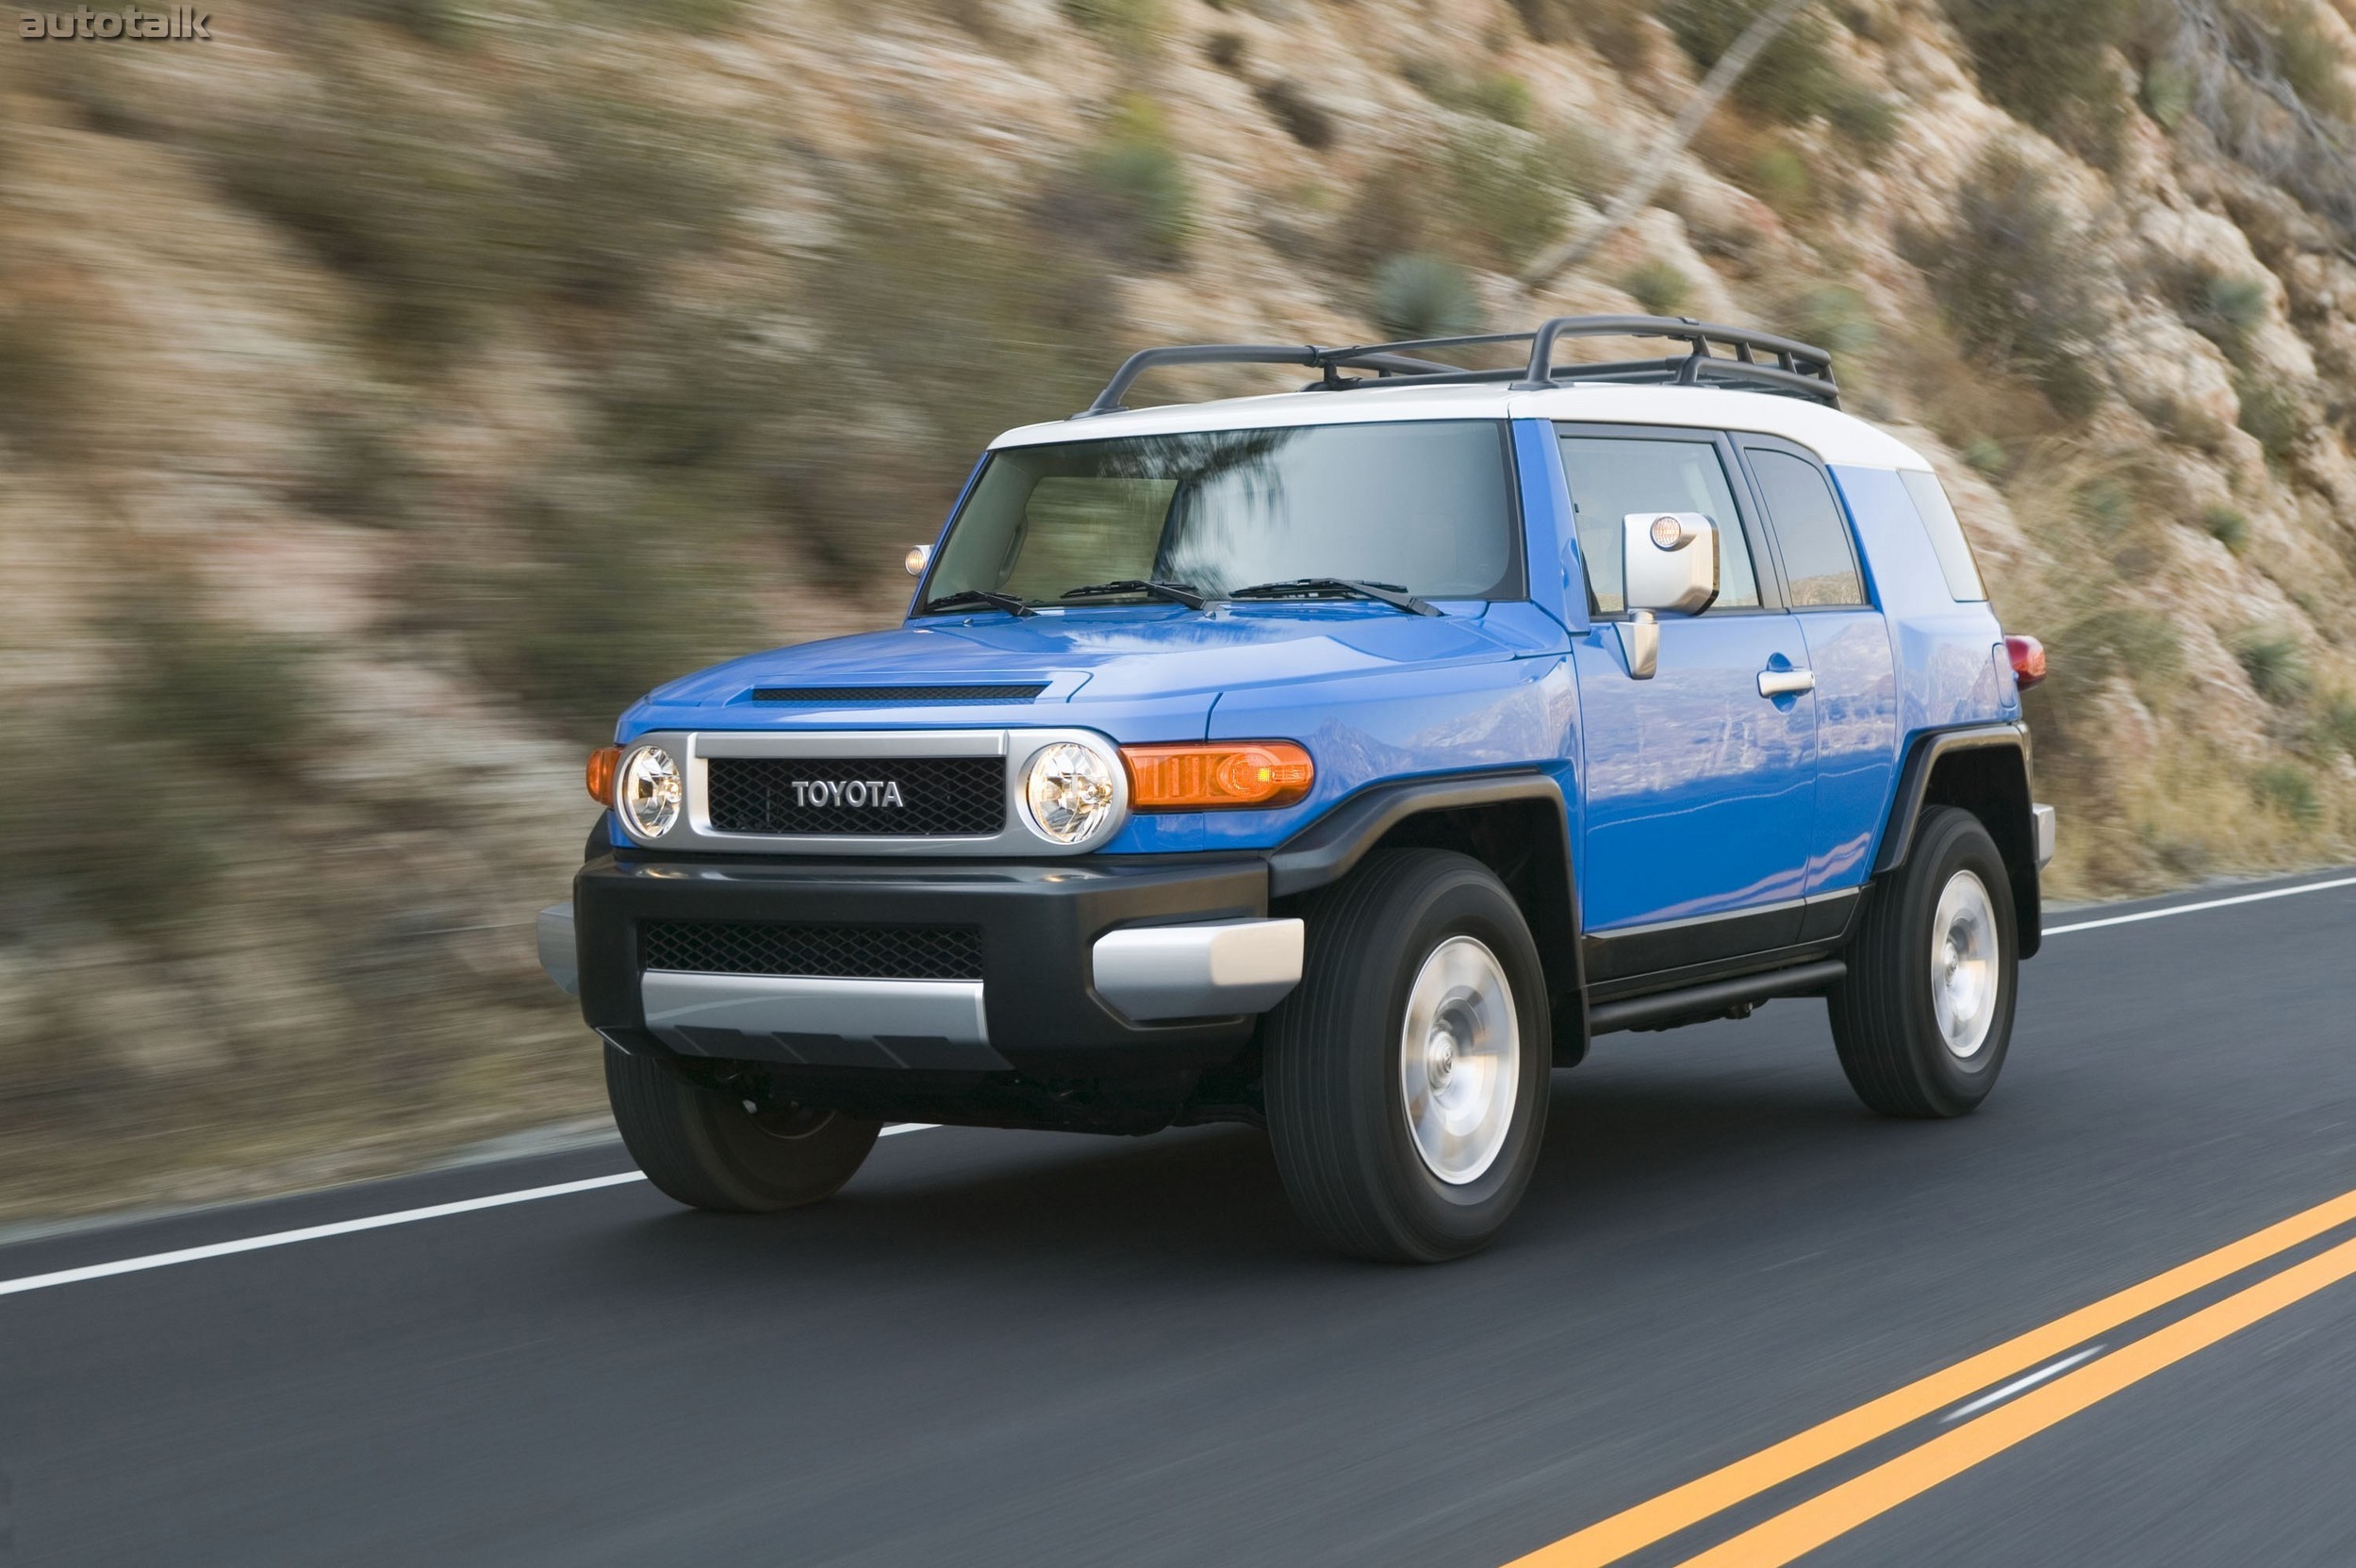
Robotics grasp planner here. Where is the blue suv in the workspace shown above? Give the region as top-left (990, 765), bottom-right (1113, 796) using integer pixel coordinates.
top-left (540, 316), bottom-right (2055, 1262)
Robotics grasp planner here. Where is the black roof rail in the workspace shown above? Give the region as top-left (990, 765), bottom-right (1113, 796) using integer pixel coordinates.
top-left (1077, 316), bottom-right (1839, 415)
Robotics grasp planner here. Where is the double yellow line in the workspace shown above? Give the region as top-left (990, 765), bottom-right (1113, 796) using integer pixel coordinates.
top-left (1507, 1187), bottom-right (2356, 1568)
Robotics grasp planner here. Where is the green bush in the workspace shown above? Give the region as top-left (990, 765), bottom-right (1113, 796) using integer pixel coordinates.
top-left (1941, 0), bottom-right (2142, 163)
top-left (1782, 283), bottom-right (1877, 355)
top-left (2315, 694), bottom-right (2356, 759)
top-left (2053, 606), bottom-right (2182, 704)
top-left (1921, 144), bottom-right (2110, 420)
top-left (115, 609), bottom-right (321, 777)
top-left (2251, 762), bottom-right (2321, 824)
top-left (2142, 61), bottom-right (2193, 128)
top-left (1825, 81), bottom-right (1903, 157)
top-left (2234, 628), bottom-right (2312, 705)
top-left (1373, 255), bottom-right (1485, 340)
top-left (1962, 436), bottom-right (2010, 477)
top-left (2190, 274), bottom-right (2269, 357)
top-left (1439, 125), bottom-right (1573, 269)
top-left (1622, 259), bottom-right (1693, 317)
top-left (1747, 142), bottom-right (1812, 216)
top-left (1663, 0), bottom-right (1844, 125)
top-left (1203, 30), bottom-right (1247, 72)
top-left (1510, 0), bottom-right (1653, 67)
top-left (2201, 503), bottom-right (2250, 552)
top-left (2233, 373), bottom-right (2311, 463)
top-left (1061, 0), bottom-right (1162, 55)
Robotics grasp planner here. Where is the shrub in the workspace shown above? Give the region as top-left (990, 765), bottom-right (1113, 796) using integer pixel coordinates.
top-left (1940, 0), bottom-right (2141, 163)
top-left (2192, 274), bottom-right (2269, 356)
top-left (1203, 30), bottom-right (1246, 72)
top-left (0, 300), bottom-right (78, 454)
top-left (1825, 82), bottom-right (1903, 157)
top-left (1509, 0), bottom-right (1650, 65)
top-left (299, 407), bottom-right (415, 527)
top-left (1921, 144), bottom-right (2110, 420)
top-left (1962, 436), bottom-right (2010, 476)
top-left (2244, 0), bottom-right (2351, 118)
top-left (1047, 98), bottom-right (1194, 268)
top-left (1061, 0), bottom-right (1161, 55)
top-left (1748, 142), bottom-right (1812, 217)
top-left (1374, 255), bottom-right (1485, 339)
top-left (2315, 694), bottom-right (2356, 759)
top-left (1622, 259), bottom-right (1693, 317)
top-left (2234, 628), bottom-right (2312, 704)
top-left (2233, 373), bottom-right (2311, 463)
top-left (1663, 0), bottom-right (1844, 125)
top-left (2251, 762), bottom-right (2321, 824)
top-left (321, 0), bottom-right (469, 43)
top-left (2201, 503), bottom-right (2250, 552)
top-left (113, 605), bottom-right (321, 778)
top-left (2142, 61), bottom-right (2194, 128)
top-left (2054, 606), bottom-right (2182, 706)
top-left (1254, 78), bottom-right (1338, 150)
top-left (1783, 283), bottom-right (1877, 355)
top-left (1441, 125), bottom-right (1570, 269)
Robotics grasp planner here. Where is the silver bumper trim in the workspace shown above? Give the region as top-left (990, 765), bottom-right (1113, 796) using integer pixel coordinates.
top-left (537, 903), bottom-right (578, 997)
top-left (1092, 917), bottom-right (1305, 1022)
top-left (639, 970), bottom-right (1009, 1071)
top-left (2033, 802), bottom-right (2057, 868)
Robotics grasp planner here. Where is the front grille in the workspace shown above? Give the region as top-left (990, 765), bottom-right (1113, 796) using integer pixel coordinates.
top-left (750, 685), bottom-right (1047, 703)
top-left (704, 755), bottom-right (1005, 836)
top-left (641, 921), bottom-right (984, 981)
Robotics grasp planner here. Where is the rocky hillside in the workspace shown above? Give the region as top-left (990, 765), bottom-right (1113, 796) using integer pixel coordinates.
top-left (4, 0), bottom-right (2354, 1218)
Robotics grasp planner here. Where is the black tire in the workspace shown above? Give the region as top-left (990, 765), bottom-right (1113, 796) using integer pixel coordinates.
top-left (1263, 849), bottom-right (1552, 1263)
top-left (604, 1046), bottom-right (881, 1212)
top-left (1828, 806), bottom-right (2018, 1118)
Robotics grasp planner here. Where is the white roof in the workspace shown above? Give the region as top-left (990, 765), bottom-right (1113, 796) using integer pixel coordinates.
top-left (991, 381), bottom-right (1933, 471)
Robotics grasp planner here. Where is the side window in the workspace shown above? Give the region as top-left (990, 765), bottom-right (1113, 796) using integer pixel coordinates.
top-left (1898, 469), bottom-right (1988, 602)
top-left (1749, 450), bottom-right (1866, 607)
top-left (1557, 436), bottom-right (1762, 614)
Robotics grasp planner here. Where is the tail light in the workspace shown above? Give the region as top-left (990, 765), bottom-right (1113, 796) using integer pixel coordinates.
top-left (1120, 741), bottom-right (1314, 810)
top-left (2005, 635), bottom-right (2047, 691)
top-left (585, 745), bottom-right (621, 805)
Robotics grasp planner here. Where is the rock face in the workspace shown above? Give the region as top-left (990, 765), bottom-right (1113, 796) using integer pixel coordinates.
top-left (1, 0), bottom-right (2353, 1213)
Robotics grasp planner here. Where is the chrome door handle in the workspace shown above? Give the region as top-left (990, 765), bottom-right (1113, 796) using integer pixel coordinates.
top-left (1757, 667), bottom-right (1815, 698)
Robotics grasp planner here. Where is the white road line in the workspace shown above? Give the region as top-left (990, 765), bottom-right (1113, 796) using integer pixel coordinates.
top-left (0, 1124), bottom-right (939, 1301)
top-left (1939, 1345), bottom-right (2105, 1422)
top-left (2046, 875), bottom-right (2356, 934)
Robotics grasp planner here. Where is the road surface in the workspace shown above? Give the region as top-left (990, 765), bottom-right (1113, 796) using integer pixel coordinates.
top-left (5, 869), bottom-right (2356, 1567)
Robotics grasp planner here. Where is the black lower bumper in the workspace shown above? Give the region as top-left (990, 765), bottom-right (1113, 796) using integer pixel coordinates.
top-left (574, 850), bottom-right (1272, 1079)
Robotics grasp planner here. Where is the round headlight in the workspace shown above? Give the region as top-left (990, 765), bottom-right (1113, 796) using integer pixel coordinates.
top-left (1022, 743), bottom-right (1118, 845)
top-left (618, 746), bottom-right (682, 839)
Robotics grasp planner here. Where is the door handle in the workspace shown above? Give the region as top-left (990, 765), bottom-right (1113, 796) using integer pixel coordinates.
top-left (1757, 666), bottom-right (1815, 698)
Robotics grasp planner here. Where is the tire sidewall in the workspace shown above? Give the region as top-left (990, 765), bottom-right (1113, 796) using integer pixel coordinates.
top-left (1354, 862), bottom-right (1552, 1255)
top-left (1896, 813), bottom-right (2018, 1113)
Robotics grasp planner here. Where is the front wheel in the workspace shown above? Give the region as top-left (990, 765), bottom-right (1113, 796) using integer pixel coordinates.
top-left (1828, 806), bottom-right (2018, 1118)
top-left (605, 1046), bottom-right (881, 1212)
top-left (1263, 850), bottom-right (1552, 1263)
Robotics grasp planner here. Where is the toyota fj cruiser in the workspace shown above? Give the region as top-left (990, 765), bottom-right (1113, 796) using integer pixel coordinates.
top-left (539, 315), bottom-right (2055, 1263)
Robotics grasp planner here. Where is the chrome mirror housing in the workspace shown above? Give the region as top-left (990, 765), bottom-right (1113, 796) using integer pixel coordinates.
top-left (1623, 512), bottom-right (1721, 618)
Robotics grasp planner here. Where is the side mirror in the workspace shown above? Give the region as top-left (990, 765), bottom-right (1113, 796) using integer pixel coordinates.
top-left (904, 544), bottom-right (933, 578)
top-left (1618, 513), bottom-right (1721, 680)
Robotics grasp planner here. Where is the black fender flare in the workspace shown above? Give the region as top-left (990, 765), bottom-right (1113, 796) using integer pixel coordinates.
top-left (1873, 722), bottom-right (2042, 957)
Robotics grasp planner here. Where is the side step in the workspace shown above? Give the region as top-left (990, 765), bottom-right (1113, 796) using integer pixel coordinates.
top-left (1587, 959), bottom-right (1846, 1037)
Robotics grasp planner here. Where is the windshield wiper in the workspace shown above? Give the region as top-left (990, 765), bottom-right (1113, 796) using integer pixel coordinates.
top-left (1227, 578), bottom-right (1440, 616)
top-left (1061, 579), bottom-right (1211, 611)
top-left (924, 589), bottom-right (1035, 618)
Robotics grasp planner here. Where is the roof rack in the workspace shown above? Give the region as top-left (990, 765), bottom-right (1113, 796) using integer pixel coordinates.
top-left (1078, 315), bottom-right (1840, 415)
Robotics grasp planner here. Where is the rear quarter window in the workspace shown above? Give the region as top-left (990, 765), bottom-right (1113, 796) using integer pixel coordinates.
top-left (1898, 469), bottom-right (1989, 602)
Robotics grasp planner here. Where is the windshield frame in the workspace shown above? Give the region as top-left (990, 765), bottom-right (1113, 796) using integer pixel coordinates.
top-left (910, 418), bottom-right (1528, 617)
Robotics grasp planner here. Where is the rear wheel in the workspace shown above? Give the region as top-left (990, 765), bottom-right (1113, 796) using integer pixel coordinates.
top-left (1264, 850), bottom-right (1551, 1263)
top-left (1828, 806), bottom-right (2018, 1118)
top-left (605, 1046), bottom-right (881, 1212)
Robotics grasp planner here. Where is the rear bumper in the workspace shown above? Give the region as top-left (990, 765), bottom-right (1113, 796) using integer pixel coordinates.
top-left (566, 850), bottom-right (1291, 1075)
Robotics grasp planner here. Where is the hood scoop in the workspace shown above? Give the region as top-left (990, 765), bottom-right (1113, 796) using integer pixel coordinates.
top-left (750, 684), bottom-right (1049, 704)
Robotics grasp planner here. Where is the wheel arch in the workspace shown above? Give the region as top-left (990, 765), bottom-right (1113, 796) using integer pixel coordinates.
top-left (1874, 724), bottom-right (2042, 957)
top-left (1266, 772), bottom-right (1588, 1062)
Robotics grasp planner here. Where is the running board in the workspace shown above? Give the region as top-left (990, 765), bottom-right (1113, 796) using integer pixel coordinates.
top-left (1586, 960), bottom-right (1847, 1036)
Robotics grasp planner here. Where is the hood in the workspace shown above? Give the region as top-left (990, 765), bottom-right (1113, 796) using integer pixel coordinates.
top-left (628, 602), bottom-right (1565, 732)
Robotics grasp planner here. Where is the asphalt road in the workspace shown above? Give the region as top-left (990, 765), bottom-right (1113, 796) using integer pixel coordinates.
top-left (7, 868), bottom-right (2356, 1567)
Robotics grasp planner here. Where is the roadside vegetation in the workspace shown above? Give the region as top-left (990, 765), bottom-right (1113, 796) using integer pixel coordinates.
top-left (4, 0), bottom-right (2356, 1218)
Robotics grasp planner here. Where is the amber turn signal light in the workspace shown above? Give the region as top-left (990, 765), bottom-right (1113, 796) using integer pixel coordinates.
top-left (2005, 635), bottom-right (2048, 691)
top-left (1120, 741), bottom-right (1314, 810)
top-left (585, 745), bottom-right (622, 806)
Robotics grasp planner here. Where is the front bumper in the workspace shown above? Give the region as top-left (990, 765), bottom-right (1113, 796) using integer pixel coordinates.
top-left (563, 850), bottom-right (1297, 1076)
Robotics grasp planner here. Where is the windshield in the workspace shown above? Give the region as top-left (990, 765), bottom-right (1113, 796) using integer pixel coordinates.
top-left (922, 420), bottom-right (1520, 608)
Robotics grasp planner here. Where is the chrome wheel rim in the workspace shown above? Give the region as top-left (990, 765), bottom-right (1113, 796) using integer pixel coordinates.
top-left (1399, 935), bottom-right (1520, 1185)
top-left (1931, 869), bottom-right (2000, 1061)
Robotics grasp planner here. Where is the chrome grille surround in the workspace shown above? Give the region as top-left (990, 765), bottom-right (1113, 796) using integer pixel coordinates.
top-left (611, 728), bottom-right (1131, 856)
